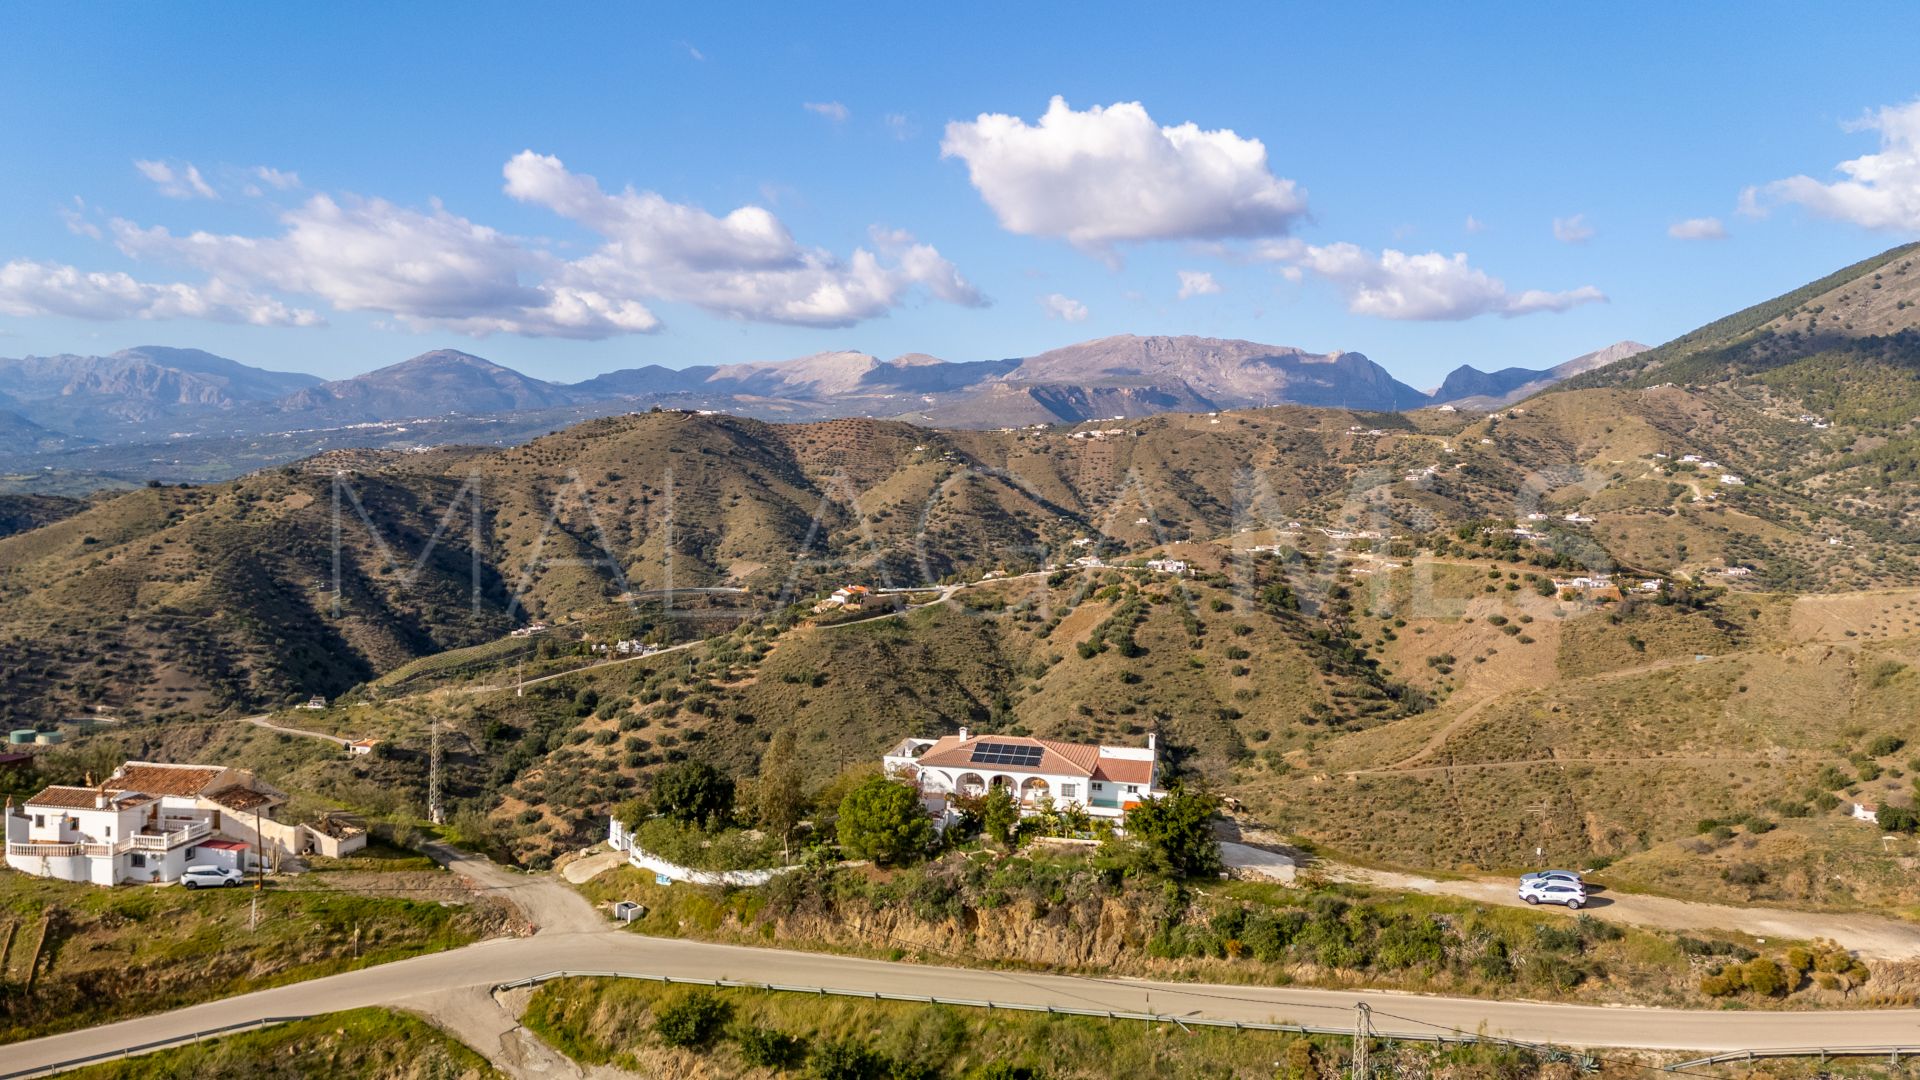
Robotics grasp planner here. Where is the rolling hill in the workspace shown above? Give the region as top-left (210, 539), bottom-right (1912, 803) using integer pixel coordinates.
top-left (7, 244), bottom-right (1920, 884)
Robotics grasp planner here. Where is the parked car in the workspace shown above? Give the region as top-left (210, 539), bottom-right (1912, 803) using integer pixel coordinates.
top-left (1518, 878), bottom-right (1585, 909)
top-left (180, 865), bottom-right (245, 889)
top-left (1521, 870), bottom-right (1583, 887)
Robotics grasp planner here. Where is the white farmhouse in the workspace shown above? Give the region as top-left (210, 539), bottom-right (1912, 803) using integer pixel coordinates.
top-left (1145, 558), bottom-right (1190, 575)
top-left (4, 760), bottom-right (365, 886)
top-left (883, 729), bottom-right (1163, 821)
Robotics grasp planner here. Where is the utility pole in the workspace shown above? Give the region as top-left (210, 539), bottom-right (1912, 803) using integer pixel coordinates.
top-left (428, 717), bottom-right (445, 826)
top-left (1525, 800), bottom-right (1551, 862)
top-left (1352, 1002), bottom-right (1371, 1079)
top-left (250, 802), bottom-right (263, 931)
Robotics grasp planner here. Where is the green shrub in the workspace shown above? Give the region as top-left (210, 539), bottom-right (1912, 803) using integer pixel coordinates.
top-left (1868, 734), bottom-right (1906, 757)
top-left (807, 1037), bottom-right (893, 1079)
top-left (652, 989), bottom-right (731, 1048)
top-left (736, 1025), bottom-right (808, 1069)
top-left (1741, 957), bottom-right (1789, 996)
top-left (1699, 971), bottom-right (1739, 996)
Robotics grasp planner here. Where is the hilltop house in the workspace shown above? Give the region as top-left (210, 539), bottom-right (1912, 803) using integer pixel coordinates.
top-left (1145, 558), bottom-right (1190, 575)
top-left (814, 585), bottom-right (871, 613)
top-left (4, 760), bottom-right (365, 886)
top-left (882, 729), bottom-right (1163, 821)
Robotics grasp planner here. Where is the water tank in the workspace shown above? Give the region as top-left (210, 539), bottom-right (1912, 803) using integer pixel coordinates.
top-left (8, 729), bottom-right (35, 745)
top-left (34, 731), bottom-right (64, 745)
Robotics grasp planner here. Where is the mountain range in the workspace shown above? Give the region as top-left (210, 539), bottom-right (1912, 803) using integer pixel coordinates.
top-left (0, 335), bottom-right (1646, 477)
top-left (0, 242), bottom-right (1916, 742)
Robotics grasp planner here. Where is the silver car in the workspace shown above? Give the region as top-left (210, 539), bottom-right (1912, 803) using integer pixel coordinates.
top-left (180, 865), bottom-right (245, 889)
top-left (1518, 879), bottom-right (1585, 909)
top-left (1521, 869), bottom-right (1583, 887)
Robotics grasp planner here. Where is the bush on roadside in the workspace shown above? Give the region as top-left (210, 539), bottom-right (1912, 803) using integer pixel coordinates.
top-left (736, 1024), bottom-right (808, 1069)
top-left (652, 989), bottom-right (731, 1048)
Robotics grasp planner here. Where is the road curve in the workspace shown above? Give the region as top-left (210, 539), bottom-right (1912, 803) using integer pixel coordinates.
top-left (11, 929), bottom-right (1920, 1075)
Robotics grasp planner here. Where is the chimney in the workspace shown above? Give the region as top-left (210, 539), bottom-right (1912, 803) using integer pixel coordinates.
top-left (1146, 732), bottom-right (1157, 753)
top-left (958, 726), bottom-right (970, 742)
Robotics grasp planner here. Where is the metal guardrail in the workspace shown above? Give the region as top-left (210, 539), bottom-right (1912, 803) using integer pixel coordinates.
top-left (0, 1015), bottom-right (311, 1080)
top-left (1667, 1045), bottom-right (1920, 1070)
top-left (491, 969), bottom-right (1443, 1042)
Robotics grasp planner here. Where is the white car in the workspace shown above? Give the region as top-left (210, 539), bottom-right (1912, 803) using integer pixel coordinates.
top-left (180, 865), bottom-right (245, 889)
top-left (1518, 878), bottom-right (1585, 909)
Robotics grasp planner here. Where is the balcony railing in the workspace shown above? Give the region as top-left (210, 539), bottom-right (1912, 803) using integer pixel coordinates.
top-left (6, 841), bottom-right (86, 858)
top-left (122, 820), bottom-right (212, 853)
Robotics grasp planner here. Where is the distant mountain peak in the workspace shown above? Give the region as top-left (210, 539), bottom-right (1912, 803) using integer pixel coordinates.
top-left (1428, 340), bottom-right (1653, 410)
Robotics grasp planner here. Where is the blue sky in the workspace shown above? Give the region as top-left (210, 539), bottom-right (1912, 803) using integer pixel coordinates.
top-left (3, 5), bottom-right (1919, 387)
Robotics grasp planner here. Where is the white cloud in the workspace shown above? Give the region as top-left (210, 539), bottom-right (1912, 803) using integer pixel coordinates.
top-left (1668, 216), bottom-right (1728, 240)
top-left (501, 151), bottom-right (983, 327)
top-left (1464, 215), bottom-right (1486, 234)
top-left (135, 159), bottom-right (217, 200)
top-left (1293, 243), bottom-right (1606, 321)
top-left (0, 259), bottom-right (321, 326)
top-left (53, 152), bottom-right (980, 338)
top-left (1176, 269), bottom-right (1222, 299)
top-left (803, 101), bottom-right (849, 123)
top-left (1552, 214), bottom-right (1594, 244)
top-left (251, 166), bottom-right (302, 191)
top-left (1040, 292), bottom-right (1088, 322)
top-left (1750, 99), bottom-right (1920, 232)
top-left (941, 96), bottom-right (1306, 254)
top-left (59, 197), bottom-right (101, 240)
top-left (111, 190), bottom-right (657, 339)
top-left (883, 113), bottom-right (914, 140)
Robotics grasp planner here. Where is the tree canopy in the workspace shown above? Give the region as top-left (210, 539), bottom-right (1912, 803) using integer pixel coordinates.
top-left (836, 776), bottom-right (934, 866)
top-left (1123, 785), bottom-right (1222, 878)
top-left (649, 760), bottom-right (735, 829)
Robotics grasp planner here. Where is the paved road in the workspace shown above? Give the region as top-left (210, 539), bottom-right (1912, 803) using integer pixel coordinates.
top-left (1335, 864), bottom-right (1920, 961)
top-left (18, 926), bottom-right (1920, 1076)
top-left (1220, 841), bottom-right (1297, 883)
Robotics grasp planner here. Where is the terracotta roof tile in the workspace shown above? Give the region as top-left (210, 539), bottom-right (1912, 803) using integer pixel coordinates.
top-left (105, 763), bottom-right (225, 798)
top-left (24, 786), bottom-right (105, 809)
top-left (24, 786), bottom-right (154, 810)
top-left (1092, 757), bottom-right (1155, 785)
top-left (207, 787), bottom-right (276, 812)
top-left (914, 735), bottom-right (1109, 778)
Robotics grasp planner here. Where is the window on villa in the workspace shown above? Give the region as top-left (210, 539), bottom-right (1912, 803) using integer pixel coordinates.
top-left (33, 814), bottom-right (43, 827)
top-left (1061, 784), bottom-right (1077, 799)
top-left (104, 826), bottom-right (112, 838)
top-left (1126, 785), bottom-right (1140, 794)
top-left (1090, 782), bottom-right (1103, 791)
top-left (130, 854), bottom-right (146, 868)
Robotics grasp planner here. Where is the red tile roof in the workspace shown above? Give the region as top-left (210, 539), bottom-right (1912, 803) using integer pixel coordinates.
top-left (196, 838), bottom-right (249, 851)
top-left (1092, 757), bottom-right (1155, 785)
top-left (914, 735), bottom-right (1105, 777)
top-left (24, 786), bottom-right (156, 810)
top-left (25, 785), bottom-right (107, 809)
top-left (105, 763), bottom-right (225, 797)
top-left (207, 786), bottom-right (277, 812)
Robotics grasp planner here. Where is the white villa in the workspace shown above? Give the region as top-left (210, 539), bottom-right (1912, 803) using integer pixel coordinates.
top-left (4, 760), bottom-right (365, 886)
top-left (883, 729), bottom-right (1164, 821)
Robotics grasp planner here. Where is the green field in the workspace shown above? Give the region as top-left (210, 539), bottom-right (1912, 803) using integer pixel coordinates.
top-left (0, 866), bottom-right (511, 1044)
top-left (61, 1007), bottom-right (498, 1080)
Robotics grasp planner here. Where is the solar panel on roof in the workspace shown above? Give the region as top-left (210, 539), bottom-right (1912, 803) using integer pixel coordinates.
top-left (968, 741), bottom-right (1044, 767)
